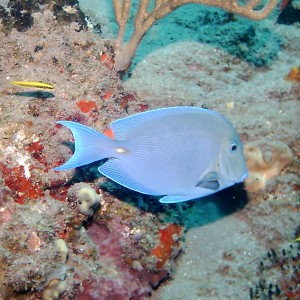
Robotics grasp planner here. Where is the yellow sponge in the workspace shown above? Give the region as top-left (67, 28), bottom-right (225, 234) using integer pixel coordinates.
top-left (244, 142), bottom-right (293, 192)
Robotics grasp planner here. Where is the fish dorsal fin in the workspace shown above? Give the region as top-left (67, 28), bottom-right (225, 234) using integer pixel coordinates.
top-left (110, 106), bottom-right (220, 140)
top-left (196, 171), bottom-right (220, 190)
top-left (99, 159), bottom-right (161, 195)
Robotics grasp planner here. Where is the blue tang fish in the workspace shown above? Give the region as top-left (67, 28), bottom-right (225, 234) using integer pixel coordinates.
top-left (54, 106), bottom-right (248, 203)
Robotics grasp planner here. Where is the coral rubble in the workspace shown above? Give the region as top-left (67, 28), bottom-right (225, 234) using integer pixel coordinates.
top-left (250, 243), bottom-right (300, 299)
top-left (0, 0), bottom-right (86, 34)
top-left (0, 182), bottom-right (183, 299)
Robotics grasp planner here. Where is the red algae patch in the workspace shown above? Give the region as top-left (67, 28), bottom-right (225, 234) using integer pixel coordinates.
top-left (99, 52), bottom-right (115, 69)
top-left (76, 100), bottom-right (98, 113)
top-left (25, 140), bottom-right (48, 167)
top-left (151, 223), bottom-right (182, 269)
top-left (102, 90), bottom-right (114, 101)
top-left (0, 164), bottom-right (44, 204)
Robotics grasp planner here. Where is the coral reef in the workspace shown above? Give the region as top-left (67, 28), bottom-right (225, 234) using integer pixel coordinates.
top-left (0, 5), bottom-right (183, 299)
top-left (0, 198), bottom-right (75, 297)
top-left (0, 0), bottom-right (86, 34)
top-left (93, 194), bottom-right (183, 273)
top-left (0, 183), bottom-right (183, 299)
top-left (244, 141), bottom-right (293, 192)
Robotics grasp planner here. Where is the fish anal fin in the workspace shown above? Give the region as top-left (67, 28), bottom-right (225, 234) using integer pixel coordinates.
top-left (99, 159), bottom-right (160, 195)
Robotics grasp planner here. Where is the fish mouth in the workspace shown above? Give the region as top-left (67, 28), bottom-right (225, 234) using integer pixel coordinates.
top-left (238, 172), bottom-right (248, 182)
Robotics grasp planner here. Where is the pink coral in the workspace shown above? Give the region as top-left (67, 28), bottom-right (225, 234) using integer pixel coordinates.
top-left (75, 223), bottom-right (151, 300)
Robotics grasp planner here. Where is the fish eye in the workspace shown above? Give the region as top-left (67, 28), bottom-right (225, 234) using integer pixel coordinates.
top-left (229, 143), bottom-right (238, 152)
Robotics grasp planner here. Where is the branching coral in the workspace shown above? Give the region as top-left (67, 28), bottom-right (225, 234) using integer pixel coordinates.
top-left (113, 0), bottom-right (278, 71)
top-left (244, 142), bottom-right (293, 192)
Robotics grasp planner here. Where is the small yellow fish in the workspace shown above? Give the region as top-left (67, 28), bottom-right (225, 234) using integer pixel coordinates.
top-left (295, 237), bottom-right (300, 242)
top-left (10, 81), bottom-right (54, 90)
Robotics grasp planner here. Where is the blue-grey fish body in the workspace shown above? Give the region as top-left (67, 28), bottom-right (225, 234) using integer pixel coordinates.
top-left (54, 107), bottom-right (248, 203)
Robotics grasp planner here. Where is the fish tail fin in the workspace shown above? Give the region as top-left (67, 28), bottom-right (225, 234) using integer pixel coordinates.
top-left (54, 121), bottom-right (114, 171)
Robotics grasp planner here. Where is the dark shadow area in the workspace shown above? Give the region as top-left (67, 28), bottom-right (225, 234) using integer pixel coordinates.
top-left (176, 183), bottom-right (249, 229)
top-left (70, 161), bottom-right (103, 183)
top-left (216, 182), bottom-right (249, 215)
top-left (276, 0), bottom-right (300, 25)
top-left (99, 178), bottom-right (249, 229)
top-left (64, 158), bottom-right (249, 229)
top-left (14, 91), bottom-right (55, 99)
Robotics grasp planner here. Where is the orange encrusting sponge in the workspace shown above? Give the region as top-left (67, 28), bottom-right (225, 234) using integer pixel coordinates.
top-left (151, 223), bottom-right (182, 268)
top-left (285, 66), bottom-right (300, 83)
top-left (76, 100), bottom-right (97, 113)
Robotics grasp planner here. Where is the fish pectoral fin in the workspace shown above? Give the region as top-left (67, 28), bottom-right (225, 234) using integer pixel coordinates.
top-left (159, 195), bottom-right (197, 203)
top-left (196, 171), bottom-right (220, 190)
